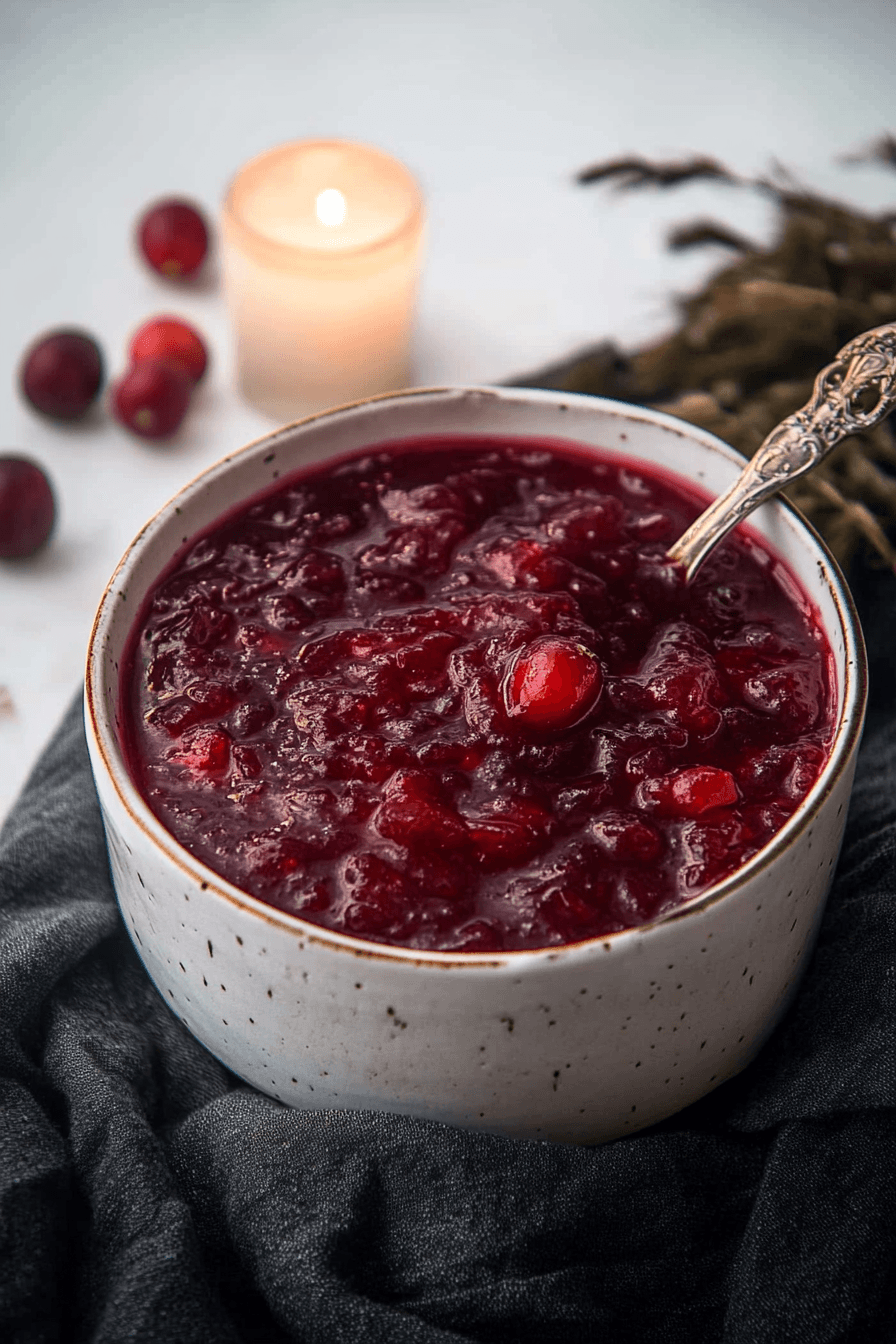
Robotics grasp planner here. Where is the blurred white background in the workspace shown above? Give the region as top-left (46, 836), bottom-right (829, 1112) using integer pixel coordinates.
top-left (2, 0), bottom-right (895, 818)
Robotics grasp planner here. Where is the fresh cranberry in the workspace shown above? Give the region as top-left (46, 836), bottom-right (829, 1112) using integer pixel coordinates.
top-left (0, 456), bottom-right (55, 558)
top-left (503, 636), bottom-right (602, 732)
top-left (19, 329), bottom-right (103, 420)
top-left (137, 199), bottom-right (209, 278)
top-left (112, 360), bottom-right (192, 439)
top-left (129, 316), bottom-right (208, 383)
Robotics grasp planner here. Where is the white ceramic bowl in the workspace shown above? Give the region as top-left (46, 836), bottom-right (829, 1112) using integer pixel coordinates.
top-left (85, 387), bottom-right (866, 1144)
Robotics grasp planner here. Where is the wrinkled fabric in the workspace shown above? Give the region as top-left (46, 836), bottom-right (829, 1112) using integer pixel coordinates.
top-left (3, 566), bottom-right (896, 1344)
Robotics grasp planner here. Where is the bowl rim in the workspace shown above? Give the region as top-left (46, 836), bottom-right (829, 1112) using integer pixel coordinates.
top-left (85, 384), bottom-right (867, 970)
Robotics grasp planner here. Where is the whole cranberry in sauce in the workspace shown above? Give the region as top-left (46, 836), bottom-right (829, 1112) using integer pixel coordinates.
top-left (504, 636), bottom-right (603, 731)
top-left (122, 437), bottom-right (835, 952)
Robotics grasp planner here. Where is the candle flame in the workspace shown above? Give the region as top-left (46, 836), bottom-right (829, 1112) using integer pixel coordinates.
top-left (316, 188), bottom-right (346, 228)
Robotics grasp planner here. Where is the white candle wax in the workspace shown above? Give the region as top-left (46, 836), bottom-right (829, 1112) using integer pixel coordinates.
top-left (221, 140), bottom-right (425, 421)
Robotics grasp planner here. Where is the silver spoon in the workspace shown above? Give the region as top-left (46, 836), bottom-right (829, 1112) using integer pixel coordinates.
top-left (666, 322), bottom-right (896, 581)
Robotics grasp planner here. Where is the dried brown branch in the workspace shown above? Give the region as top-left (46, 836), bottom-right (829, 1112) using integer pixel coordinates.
top-left (839, 134), bottom-right (896, 169)
top-left (806, 474), bottom-right (896, 570)
top-left (666, 220), bottom-right (756, 253)
top-left (576, 154), bottom-right (737, 190)
top-left (518, 138), bottom-right (896, 572)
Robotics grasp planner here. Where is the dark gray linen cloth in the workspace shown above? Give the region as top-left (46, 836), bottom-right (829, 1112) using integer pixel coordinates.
top-left (3, 564), bottom-right (896, 1344)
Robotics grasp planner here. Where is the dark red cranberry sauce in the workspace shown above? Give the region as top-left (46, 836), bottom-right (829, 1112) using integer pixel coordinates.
top-left (122, 436), bottom-right (835, 952)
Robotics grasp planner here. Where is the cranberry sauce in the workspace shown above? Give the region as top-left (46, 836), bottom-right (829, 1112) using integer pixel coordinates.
top-left (122, 436), bottom-right (835, 952)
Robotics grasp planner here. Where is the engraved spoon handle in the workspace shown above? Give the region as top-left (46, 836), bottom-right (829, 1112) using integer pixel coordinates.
top-left (666, 323), bottom-right (896, 582)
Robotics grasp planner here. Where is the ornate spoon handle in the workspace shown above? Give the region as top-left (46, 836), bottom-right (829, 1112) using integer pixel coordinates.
top-left (666, 323), bottom-right (896, 581)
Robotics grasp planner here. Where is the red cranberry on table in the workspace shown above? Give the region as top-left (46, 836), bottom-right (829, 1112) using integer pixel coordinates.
top-left (112, 360), bottom-right (193, 440)
top-left (129, 316), bottom-right (208, 384)
top-left (0, 456), bottom-right (55, 558)
top-left (19, 329), bottom-right (104, 421)
top-left (137, 199), bottom-right (209, 278)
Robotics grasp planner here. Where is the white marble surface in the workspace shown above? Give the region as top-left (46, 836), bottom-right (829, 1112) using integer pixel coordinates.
top-left (1, 0), bottom-right (895, 820)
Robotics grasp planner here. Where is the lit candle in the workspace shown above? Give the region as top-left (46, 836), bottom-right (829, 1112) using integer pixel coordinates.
top-left (221, 139), bottom-right (425, 421)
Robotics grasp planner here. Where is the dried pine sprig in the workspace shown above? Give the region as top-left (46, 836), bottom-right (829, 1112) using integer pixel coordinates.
top-left (576, 154), bottom-right (737, 190)
top-left (839, 134), bottom-right (896, 169)
top-left (516, 147), bottom-right (896, 572)
top-left (666, 220), bottom-right (755, 253)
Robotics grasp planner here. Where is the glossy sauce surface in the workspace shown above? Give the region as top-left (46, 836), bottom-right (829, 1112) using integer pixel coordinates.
top-left (122, 437), bottom-right (835, 951)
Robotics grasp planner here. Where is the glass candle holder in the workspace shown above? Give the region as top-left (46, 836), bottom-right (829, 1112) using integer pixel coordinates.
top-left (221, 139), bottom-right (425, 422)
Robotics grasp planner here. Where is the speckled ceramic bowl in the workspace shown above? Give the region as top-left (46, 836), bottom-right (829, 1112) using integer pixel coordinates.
top-left (84, 386), bottom-right (866, 1144)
